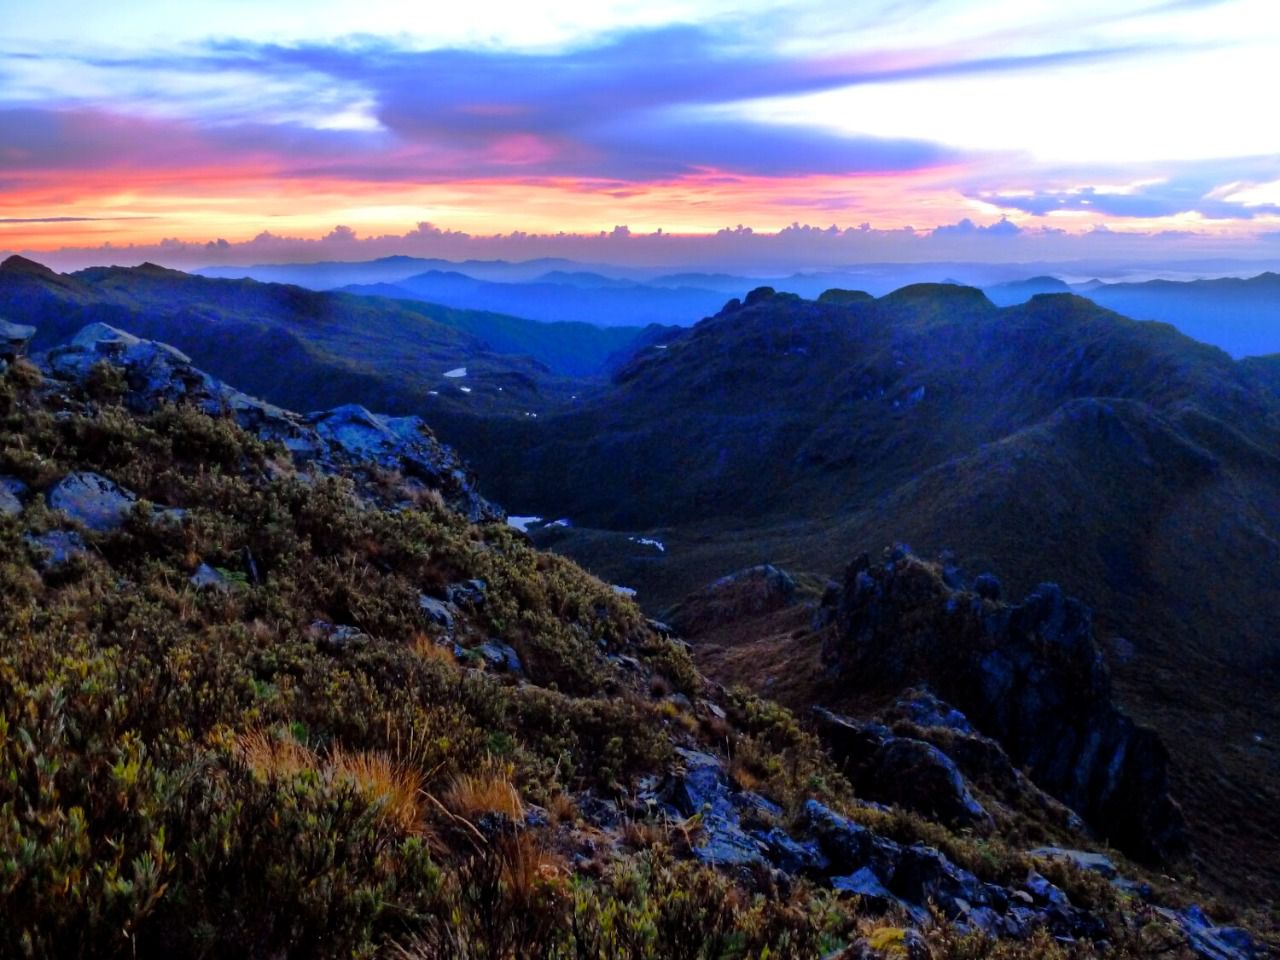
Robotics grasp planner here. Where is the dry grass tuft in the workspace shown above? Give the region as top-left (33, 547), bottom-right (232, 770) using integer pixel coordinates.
top-left (547, 792), bottom-right (577, 825)
top-left (498, 830), bottom-right (565, 903)
top-left (411, 632), bottom-right (458, 668)
top-left (235, 728), bottom-right (319, 779)
top-left (329, 745), bottom-right (429, 836)
top-left (442, 764), bottom-right (523, 821)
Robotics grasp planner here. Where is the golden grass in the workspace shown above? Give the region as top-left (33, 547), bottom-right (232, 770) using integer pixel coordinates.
top-left (236, 730), bottom-right (431, 837)
top-left (411, 632), bottom-right (458, 668)
top-left (498, 830), bottom-right (565, 903)
top-left (329, 745), bottom-right (429, 836)
top-left (235, 728), bottom-right (319, 780)
top-left (442, 764), bottom-right (523, 821)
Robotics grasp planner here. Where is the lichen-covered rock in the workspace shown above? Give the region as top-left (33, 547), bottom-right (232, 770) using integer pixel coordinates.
top-left (25, 530), bottom-right (88, 569)
top-left (47, 471), bottom-right (140, 532)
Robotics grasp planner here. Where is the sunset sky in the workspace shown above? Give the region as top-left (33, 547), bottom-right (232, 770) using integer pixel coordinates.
top-left (3, 0), bottom-right (1280, 269)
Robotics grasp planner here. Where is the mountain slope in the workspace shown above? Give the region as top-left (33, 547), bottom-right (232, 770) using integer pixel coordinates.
top-left (467, 286), bottom-right (1280, 908)
top-left (4, 321), bottom-right (1258, 957)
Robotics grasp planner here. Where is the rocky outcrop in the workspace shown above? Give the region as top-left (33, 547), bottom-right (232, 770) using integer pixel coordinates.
top-left (0, 317), bottom-right (35, 365)
top-left (812, 707), bottom-right (993, 832)
top-left (821, 550), bottom-right (1186, 863)
top-left (668, 564), bottom-right (798, 636)
top-left (47, 471), bottom-right (183, 532)
top-left (39, 323), bottom-right (501, 522)
top-left (47, 471), bottom-right (140, 532)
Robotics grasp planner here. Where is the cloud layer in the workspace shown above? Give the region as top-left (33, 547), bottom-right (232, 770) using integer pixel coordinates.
top-left (2, 0), bottom-right (1278, 263)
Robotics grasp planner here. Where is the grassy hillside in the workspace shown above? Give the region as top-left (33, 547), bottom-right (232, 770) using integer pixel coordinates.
top-left (3, 335), bottom-right (1243, 958)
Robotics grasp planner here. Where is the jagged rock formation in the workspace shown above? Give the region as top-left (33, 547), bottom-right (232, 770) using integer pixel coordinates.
top-left (821, 549), bottom-right (1186, 863)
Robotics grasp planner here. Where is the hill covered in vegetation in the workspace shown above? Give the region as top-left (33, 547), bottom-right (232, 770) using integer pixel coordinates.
top-left (0, 318), bottom-right (1269, 957)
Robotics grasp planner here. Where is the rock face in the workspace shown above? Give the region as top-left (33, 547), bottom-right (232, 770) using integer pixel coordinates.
top-left (813, 707), bottom-right (993, 832)
top-left (0, 476), bottom-right (25, 517)
top-left (40, 323), bottom-right (501, 522)
top-left (821, 551), bottom-right (1186, 863)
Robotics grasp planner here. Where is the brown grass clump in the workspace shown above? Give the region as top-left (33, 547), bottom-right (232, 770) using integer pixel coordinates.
top-left (546, 792), bottom-right (577, 825)
top-left (728, 754), bottom-right (763, 793)
top-left (442, 764), bottom-right (523, 821)
top-left (498, 830), bottom-right (566, 902)
top-left (411, 632), bottom-right (458, 668)
top-left (235, 728), bottom-right (319, 780)
top-left (329, 745), bottom-right (429, 836)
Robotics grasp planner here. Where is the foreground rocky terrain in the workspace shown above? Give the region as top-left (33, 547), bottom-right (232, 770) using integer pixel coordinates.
top-left (0, 320), bottom-right (1270, 957)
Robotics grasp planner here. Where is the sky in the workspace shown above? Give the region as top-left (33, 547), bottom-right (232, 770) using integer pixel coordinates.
top-left (3, 0), bottom-right (1280, 271)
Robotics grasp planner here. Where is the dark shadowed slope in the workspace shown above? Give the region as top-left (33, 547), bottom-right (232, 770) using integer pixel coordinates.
top-left (469, 285), bottom-right (1280, 908)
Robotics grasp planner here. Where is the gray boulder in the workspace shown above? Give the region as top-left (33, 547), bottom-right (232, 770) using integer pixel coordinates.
top-left (1168, 905), bottom-right (1263, 960)
top-left (476, 639), bottom-right (523, 674)
top-left (189, 563), bottom-right (231, 591)
top-left (0, 476), bottom-right (26, 517)
top-left (48, 472), bottom-right (139, 532)
top-left (0, 317), bottom-right (35, 363)
top-left (419, 595), bottom-right (458, 634)
top-left (25, 530), bottom-right (89, 569)
top-left (812, 707), bottom-right (992, 832)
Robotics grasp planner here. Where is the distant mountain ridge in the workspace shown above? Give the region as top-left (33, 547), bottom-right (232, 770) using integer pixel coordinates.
top-left (985, 270), bottom-right (1280, 357)
top-left (341, 270), bottom-right (732, 327)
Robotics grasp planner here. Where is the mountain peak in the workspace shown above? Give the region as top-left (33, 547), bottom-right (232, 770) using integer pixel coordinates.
top-left (0, 255), bottom-right (58, 278)
top-left (880, 282), bottom-right (994, 309)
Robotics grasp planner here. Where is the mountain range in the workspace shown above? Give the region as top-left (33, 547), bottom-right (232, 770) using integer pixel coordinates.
top-left (197, 254), bottom-right (1280, 357)
top-left (464, 285), bottom-right (1280, 907)
top-left (3, 257), bottom-right (1279, 916)
top-left (985, 272), bottom-right (1280, 358)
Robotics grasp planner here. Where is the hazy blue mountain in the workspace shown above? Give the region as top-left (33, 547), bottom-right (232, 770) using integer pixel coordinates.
top-left (983, 275), bottom-right (1073, 306)
top-left (982, 271), bottom-right (1280, 357)
top-left (1083, 272), bottom-right (1280, 358)
top-left (341, 270), bottom-right (733, 326)
top-left (196, 255), bottom-right (631, 290)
